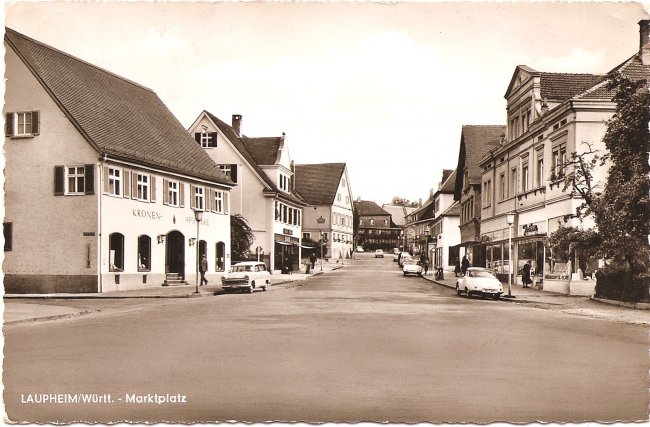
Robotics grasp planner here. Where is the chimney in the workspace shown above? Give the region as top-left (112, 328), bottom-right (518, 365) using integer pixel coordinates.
top-left (639, 20), bottom-right (650, 65)
top-left (232, 114), bottom-right (242, 137)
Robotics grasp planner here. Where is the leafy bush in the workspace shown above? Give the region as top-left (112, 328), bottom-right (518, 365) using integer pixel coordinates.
top-left (595, 266), bottom-right (650, 303)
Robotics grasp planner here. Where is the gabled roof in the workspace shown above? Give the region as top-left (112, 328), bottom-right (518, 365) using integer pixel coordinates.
top-left (354, 200), bottom-right (390, 217)
top-left (381, 204), bottom-right (409, 226)
top-left (5, 28), bottom-right (232, 185)
top-left (439, 169), bottom-right (457, 193)
top-left (203, 111), bottom-right (305, 205)
top-left (454, 125), bottom-right (505, 200)
top-left (440, 200), bottom-right (460, 217)
top-left (241, 137), bottom-right (283, 166)
top-left (294, 163), bottom-right (346, 205)
top-left (505, 65), bottom-right (602, 101)
top-left (576, 54), bottom-right (650, 100)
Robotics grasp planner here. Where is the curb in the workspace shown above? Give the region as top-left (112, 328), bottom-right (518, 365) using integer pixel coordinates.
top-left (591, 297), bottom-right (650, 310)
top-left (4, 309), bottom-right (95, 326)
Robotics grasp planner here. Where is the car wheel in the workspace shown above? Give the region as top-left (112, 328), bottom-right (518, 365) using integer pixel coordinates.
top-left (456, 286), bottom-right (462, 296)
top-left (248, 285), bottom-right (254, 293)
top-left (493, 294), bottom-right (500, 300)
top-left (262, 285), bottom-right (267, 291)
top-left (403, 272), bottom-right (406, 276)
top-left (465, 288), bottom-right (471, 298)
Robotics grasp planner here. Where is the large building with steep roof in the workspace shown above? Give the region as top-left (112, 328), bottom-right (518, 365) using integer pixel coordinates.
top-left (354, 200), bottom-right (401, 251)
top-left (3, 28), bottom-right (235, 293)
top-left (294, 163), bottom-right (354, 260)
top-left (187, 111), bottom-right (307, 272)
top-left (478, 20), bottom-right (650, 294)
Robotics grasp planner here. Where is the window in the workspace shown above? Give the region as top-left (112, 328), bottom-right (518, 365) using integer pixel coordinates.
top-left (521, 163), bottom-right (529, 192)
top-left (108, 168), bottom-right (121, 196)
top-left (194, 186), bottom-right (204, 210)
top-left (483, 180), bottom-right (492, 206)
top-left (510, 167), bottom-right (518, 198)
top-left (5, 111), bottom-right (39, 137)
top-left (552, 145), bottom-right (567, 179)
top-left (279, 174), bottom-right (289, 192)
top-left (194, 131), bottom-right (217, 148)
top-left (345, 196), bottom-right (350, 204)
top-left (337, 193), bottom-right (342, 202)
top-left (214, 190), bottom-right (223, 213)
top-left (536, 155), bottom-right (544, 187)
top-left (136, 173), bottom-right (149, 201)
top-left (67, 166), bottom-right (86, 194)
top-left (109, 233), bottom-right (124, 271)
top-left (370, 218), bottom-right (374, 225)
top-left (282, 205), bottom-right (287, 223)
top-left (218, 164), bottom-right (238, 183)
top-left (3, 222), bottom-right (12, 251)
top-left (499, 173), bottom-right (506, 201)
top-left (167, 180), bottom-right (179, 206)
top-left (137, 235), bottom-right (151, 272)
top-left (303, 232), bottom-right (311, 240)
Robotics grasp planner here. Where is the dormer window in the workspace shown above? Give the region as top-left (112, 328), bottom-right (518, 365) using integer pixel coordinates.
top-left (279, 173), bottom-right (289, 192)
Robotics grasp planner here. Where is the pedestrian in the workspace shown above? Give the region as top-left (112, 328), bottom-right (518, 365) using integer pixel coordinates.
top-left (454, 257), bottom-right (461, 277)
top-left (309, 252), bottom-right (317, 269)
top-left (522, 260), bottom-right (533, 288)
top-left (423, 259), bottom-right (429, 276)
top-left (461, 255), bottom-right (470, 276)
top-left (199, 254), bottom-right (208, 286)
top-left (284, 257), bottom-right (293, 275)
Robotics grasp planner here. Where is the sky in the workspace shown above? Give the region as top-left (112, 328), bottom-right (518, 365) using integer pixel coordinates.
top-left (4, 1), bottom-right (650, 205)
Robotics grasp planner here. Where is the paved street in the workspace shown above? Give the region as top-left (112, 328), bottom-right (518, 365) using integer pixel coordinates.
top-left (3, 255), bottom-right (648, 423)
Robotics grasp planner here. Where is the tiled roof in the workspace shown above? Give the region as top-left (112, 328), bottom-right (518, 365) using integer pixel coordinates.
top-left (6, 28), bottom-right (232, 185)
top-left (440, 200), bottom-right (460, 217)
top-left (576, 54), bottom-right (650, 100)
top-left (439, 169), bottom-right (457, 193)
top-left (294, 163), bottom-right (346, 205)
top-left (241, 137), bottom-right (283, 166)
top-left (454, 125), bottom-right (505, 199)
top-left (203, 111), bottom-right (305, 206)
top-left (539, 72), bottom-right (603, 101)
top-left (354, 200), bottom-right (390, 216)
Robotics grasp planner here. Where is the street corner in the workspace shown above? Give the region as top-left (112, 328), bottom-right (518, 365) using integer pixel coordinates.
top-left (3, 302), bottom-right (94, 326)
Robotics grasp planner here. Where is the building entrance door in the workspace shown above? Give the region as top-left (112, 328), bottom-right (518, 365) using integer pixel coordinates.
top-left (166, 231), bottom-right (185, 280)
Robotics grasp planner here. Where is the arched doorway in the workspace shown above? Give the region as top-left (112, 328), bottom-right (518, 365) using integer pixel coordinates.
top-left (166, 231), bottom-right (185, 280)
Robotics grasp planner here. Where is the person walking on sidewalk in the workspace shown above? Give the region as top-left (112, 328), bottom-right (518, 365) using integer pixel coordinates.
top-left (199, 254), bottom-right (208, 286)
top-left (454, 257), bottom-right (461, 277)
top-left (461, 255), bottom-right (470, 276)
top-left (522, 260), bottom-right (533, 288)
top-left (309, 253), bottom-right (317, 270)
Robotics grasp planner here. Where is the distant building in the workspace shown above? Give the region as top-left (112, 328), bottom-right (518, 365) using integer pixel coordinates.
top-left (428, 171), bottom-right (460, 271)
top-left (354, 200), bottom-right (401, 251)
top-left (294, 163), bottom-right (354, 260)
top-left (3, 28), bottom-right (234, 293)
top-left (187, 112), bottom-right (307, 272)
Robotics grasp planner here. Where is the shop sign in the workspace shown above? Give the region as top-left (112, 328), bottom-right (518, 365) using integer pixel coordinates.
top-left (522, 223), bottom-right (539, 235)
top-left (133, 209), bottom-right (162, 220)
top-left (185, 216), bottom-right (210, 226)
top-left (283, 228), bottom-right (293, 236)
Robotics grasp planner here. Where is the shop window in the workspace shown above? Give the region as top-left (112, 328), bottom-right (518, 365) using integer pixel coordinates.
top-left (137, 235), bottom-right (151, 272)
top-left (215, 241), bottom-right (225, 272)
top-left (3, 222), bottom-right (12, 251)
top-left (109, 233), bottom-right (125, 271)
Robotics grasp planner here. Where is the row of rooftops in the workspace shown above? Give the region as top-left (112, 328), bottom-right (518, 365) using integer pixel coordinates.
top-left (5, 27), bottom-right (350, 207)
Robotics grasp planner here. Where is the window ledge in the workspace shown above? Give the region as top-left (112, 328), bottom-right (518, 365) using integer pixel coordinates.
top-left (9, 134), bottom-right (36, 139)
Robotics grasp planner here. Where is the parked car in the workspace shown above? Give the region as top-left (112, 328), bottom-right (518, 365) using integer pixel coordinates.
top-left (375, 249), bottom-right (384, 258)
top-left (356, 246), bottom-right (364, 253)
top-left (402, 258), bottom-right (422, 276)
top-left (456, 267), bottom-right (503, 299)
top-left (221, 261), bottom-right (271, 293)
top-left (398, 253), bottom-right (413, 268)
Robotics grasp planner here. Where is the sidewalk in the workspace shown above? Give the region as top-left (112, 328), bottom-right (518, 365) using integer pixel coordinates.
top-left (421, 272), bottom-right (650, 325)
top-left (3, 263), bottom-right (343, 325)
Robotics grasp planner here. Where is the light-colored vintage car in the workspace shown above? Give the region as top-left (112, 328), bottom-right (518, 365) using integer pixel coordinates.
top-left (456, 267), bottom-right (503, 300)
top-left (221, 261), bottom-right (271, 293)
top-left (402, 258), bottom-right (422, 276)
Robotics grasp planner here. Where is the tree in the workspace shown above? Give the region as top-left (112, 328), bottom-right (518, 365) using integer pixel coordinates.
top-left (230, 214), bottom-right (254, 261)
top-left (390, 196), bottom-right (419, 208)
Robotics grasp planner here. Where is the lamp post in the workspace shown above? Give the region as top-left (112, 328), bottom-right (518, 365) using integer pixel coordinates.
top-left (320, 231), bottom-right (324, 271)
top-left (194, 209), bottom-right (204, 294)
top-left (424, 229), bottom-right (430, 266)
top-left (505, 211), bottom-right (516, 298)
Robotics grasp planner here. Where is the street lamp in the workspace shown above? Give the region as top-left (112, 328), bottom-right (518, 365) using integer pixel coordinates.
top-left (505, 211), bottom-right (516, 298)
top-left (424, 229), bottom-right (430, 263)
top-left (193, 208), bottom-right (204, 294)
top-left (320, 231), bottom-right (324, 271)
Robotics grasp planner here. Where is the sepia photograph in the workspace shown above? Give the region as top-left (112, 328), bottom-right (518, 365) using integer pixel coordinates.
top-left (2, 0), bottom-right (650, 424)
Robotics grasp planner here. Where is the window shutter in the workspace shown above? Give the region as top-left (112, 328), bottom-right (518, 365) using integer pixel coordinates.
top-left (162, 179), bottom-right (169, 205)
top-left (206, 188), bottom-right (213, 212)
top-left (103, 166), bottom-right (109, 194)
top-left (132, 173), bottom-right (138, 199)
top-left (194, 133), bottom-right (201, 144)
top-left (209, 132), bottom-right (218, 148)
top-left (224, 192), bottom-right (229, 214)
top-left (190, 184), bottom-right (196, 209)
top-left (179, 183), bottom-right (185, 207)
top-left (5, 113), bottom-right (14, 137)
top-left (150, 175), bottom-right (156, 202)
top-left (54, 165), bottom-right (64, 196)
top-left (123, 171), bottom-right (131, 198)
top-left (31, 111), bottom-right (40, 135)
top-left (231, 164), bottom-right (238, 183)
top-left (84, 164), bottom-right (95, 195)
